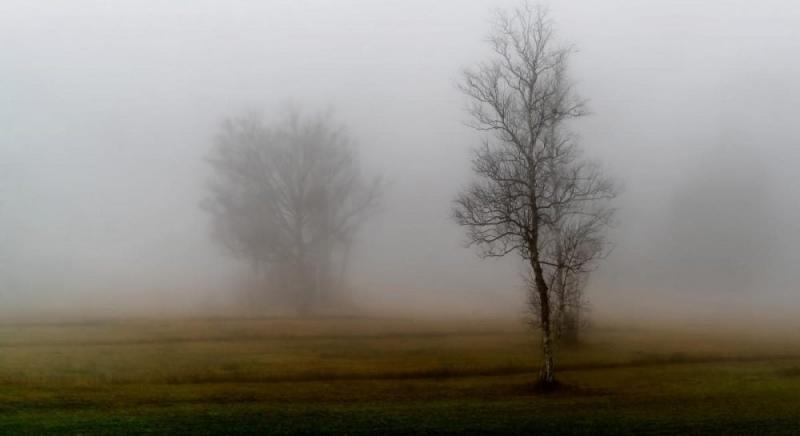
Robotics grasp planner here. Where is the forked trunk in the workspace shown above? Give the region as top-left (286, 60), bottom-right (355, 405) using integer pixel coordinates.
top-left (537, 284), bottom-right (555, 386)
top-left (531, 254), bottom-right (556, 387)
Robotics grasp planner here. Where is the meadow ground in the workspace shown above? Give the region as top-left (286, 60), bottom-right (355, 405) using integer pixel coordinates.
top-left (0, 316), bottom-right (797, 434)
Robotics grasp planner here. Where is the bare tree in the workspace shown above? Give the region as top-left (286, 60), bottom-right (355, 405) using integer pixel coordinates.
top-left (453, 3), bottom-right (615, 387)
top-left (544, 162), bottom-right (613, 344)
top-left (204, 108), bottom-right (380, 314)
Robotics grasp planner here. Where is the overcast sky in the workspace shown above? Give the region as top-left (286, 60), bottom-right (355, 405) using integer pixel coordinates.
top-left (1, 0), bottom-right (799, 320)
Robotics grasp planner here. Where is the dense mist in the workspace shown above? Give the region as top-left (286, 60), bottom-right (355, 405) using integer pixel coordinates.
top-left (1, 0), bottom-right (799, 322)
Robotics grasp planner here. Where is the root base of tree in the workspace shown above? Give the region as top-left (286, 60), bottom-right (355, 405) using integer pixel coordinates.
top-left (530, 378), bottom-right (564, 394)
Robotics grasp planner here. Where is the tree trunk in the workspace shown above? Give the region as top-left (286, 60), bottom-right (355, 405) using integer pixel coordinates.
top-left (537, 281), bottom-right (555, 386)
top-left (560, 309), bottom-right (580, 345)
top-left (295, 258), bottom-right (312, 316)
top-left (530, 255), bottom-right (555, 387)
top-left (336, 240), bottom-right (353, 297)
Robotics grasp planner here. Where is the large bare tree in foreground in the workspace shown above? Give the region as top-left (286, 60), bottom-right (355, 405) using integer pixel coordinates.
top-left (204, 109), bottom-right (380, 314)
top-left (453, 3), bottom-right (615, 387)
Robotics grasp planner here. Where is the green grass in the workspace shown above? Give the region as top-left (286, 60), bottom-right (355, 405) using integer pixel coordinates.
top-left (0, 316), bottom-right (797, 434)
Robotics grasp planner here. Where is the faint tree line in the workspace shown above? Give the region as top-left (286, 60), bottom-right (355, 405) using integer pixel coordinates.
top-left (204, 109), bottom-right (381, 315)
top-left (453, 3), bottom-right (616, 387)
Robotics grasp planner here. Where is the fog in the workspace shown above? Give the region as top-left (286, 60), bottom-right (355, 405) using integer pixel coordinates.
top-left (1, 0), bottom-right (799, 322)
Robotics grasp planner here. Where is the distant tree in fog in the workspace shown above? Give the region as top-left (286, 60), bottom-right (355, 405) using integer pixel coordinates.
top-left (453, 3), bottom-right (616, 387)
top-left (539, 186), bottom-right (611, 345)
top-left (204, 109), bottom-right (380, 314)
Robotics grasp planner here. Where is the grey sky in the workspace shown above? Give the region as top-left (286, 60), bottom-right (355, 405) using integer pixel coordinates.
top-left (1, 0), bottom-right (799, 319)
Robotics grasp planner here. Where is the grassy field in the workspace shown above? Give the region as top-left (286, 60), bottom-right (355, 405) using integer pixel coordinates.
top-left (0, 316), bottom-right (798, 434)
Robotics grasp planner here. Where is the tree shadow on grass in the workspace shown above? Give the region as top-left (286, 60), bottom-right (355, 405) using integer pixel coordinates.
top-left (512, 379), bottom-right (611, 396)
